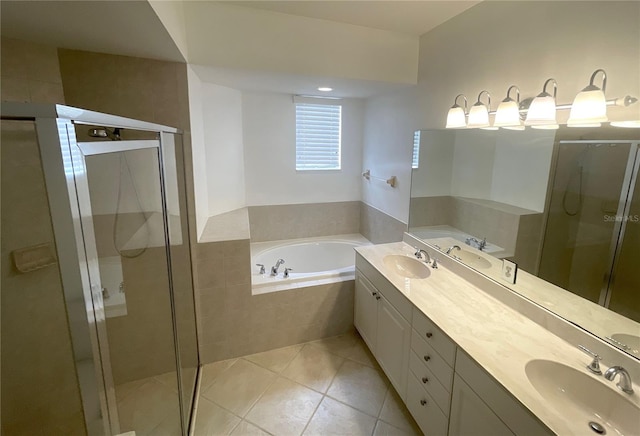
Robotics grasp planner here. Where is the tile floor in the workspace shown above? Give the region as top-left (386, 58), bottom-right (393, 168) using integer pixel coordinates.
top-left (194, 331), bottom-right (422, 436)
top-left (115, 371), bottom-right (183, 435)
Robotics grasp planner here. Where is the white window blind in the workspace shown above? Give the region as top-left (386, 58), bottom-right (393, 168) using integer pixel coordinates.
top-left (295, 102), bottom-right (342, 170)
top-left (412, 130), bottom-right (420, 169)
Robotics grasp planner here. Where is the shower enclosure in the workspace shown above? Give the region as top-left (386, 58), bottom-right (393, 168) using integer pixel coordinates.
top-left (1, 103), bottom-right (199, 435)
top-left (539, 139), bottom-right (640, 322)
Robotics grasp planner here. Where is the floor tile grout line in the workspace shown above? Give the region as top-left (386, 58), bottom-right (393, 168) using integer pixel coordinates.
top-left (196, 394), bottom-right (246, 423)
top-left (300, 356), bottom-right (349, 435)
top-left (236, 366), bottom-right (280, 420)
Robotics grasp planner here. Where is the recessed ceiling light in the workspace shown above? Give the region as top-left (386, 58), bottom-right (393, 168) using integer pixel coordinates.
top-left (318, 87), bottom-right (333, 92)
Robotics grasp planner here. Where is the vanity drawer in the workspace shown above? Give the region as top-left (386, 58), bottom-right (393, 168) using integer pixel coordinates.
top-left (406, 372), bottom-right (449, 436)
top-left (411, 329), bottom-right (454, 390)
top-left (412, 307), bottom-right (456, 365)
top-left (409, 350), bottom-right (451, 416)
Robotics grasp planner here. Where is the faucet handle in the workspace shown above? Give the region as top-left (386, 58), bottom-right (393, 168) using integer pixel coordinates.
top-left (284, 267), bottom-right (293, 278)
top-left (431, 257), bottom-right (438, 269)
top-left (578, 345), bottom-right (602, 374)
top-left (414, 246), bottom-right (422, 258)
top-left (256, 264), bottom-right (265, 274)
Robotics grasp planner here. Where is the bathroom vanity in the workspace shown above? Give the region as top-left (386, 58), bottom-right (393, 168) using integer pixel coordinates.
top-left (354, 241), bottom-right (639, 436)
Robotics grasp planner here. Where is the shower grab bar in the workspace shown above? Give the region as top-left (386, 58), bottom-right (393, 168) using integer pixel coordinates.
top-left (362, 169), bottom-right (396, 188)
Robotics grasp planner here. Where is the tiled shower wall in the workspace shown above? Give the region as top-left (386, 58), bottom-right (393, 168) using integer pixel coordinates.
top-left (1, 37), bottom-right (86, 435)
top-left (57, 48), bottom-right (199, 384)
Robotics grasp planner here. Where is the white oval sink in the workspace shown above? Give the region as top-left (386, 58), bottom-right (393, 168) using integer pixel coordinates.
top-left (525, 359), bottom-right (639, 435)
top-left (452, 249), bottom-right (492, 269)
top-left (383, 255), bottom-right (431, 279)
top-left (611, 333), bottom-right (640, 354)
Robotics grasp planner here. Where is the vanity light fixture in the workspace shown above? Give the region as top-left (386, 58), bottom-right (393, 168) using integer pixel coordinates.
top-left (445, 68), bottom-right (638, 129)
top-left (494, 85), bottom-right (525, 130)
top-left (445, 94), bottom-right (468, 129)
top-left (525, 78), bottom-right (559, 129)
top-left (567, 69), bottom-right (608, 127)
top-left (317, 87), bottom-right (333, 92)
top-left (468, 91), bottom-right (496, 129)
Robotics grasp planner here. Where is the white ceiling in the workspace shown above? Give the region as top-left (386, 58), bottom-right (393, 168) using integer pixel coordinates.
top-left (1, 1), bottom-right (481, 98)
top-left (222, 1), bottom-right (480, 36)
top-left (192, 64), bottom-right (413, 98)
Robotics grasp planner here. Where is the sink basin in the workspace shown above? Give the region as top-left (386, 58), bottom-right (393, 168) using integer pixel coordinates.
top-left (383, 255), bottom-right (431, 279)
top-left (611, 333), bottom-right (640, 355)
top-left (525, 359), bottom-right (639, 435)
top-left (452, 250), bottom-right (492, 269)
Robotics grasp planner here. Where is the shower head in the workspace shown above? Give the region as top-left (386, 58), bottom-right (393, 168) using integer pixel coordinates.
top-left (88, 127), bottom-right (122, 141)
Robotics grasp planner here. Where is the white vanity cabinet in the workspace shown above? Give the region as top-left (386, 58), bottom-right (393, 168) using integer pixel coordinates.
top-left (407, 308), bottom-right (456, 436)
top-left (354, 252), bottom-right (553, 436)
top-left (451, 351), bottom-right (552, 436)
top-left (355, 256), bottom-right (413, 400)
top-left (354, 272), bottom-right (379, 351)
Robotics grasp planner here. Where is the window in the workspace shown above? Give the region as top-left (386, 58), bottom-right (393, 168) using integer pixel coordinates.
top-left (412, 130), bottom-right (420, 169)
top-left (295, 100), bottom-right (342, 170)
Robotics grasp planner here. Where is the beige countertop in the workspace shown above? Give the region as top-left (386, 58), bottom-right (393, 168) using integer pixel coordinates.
top-left (355, 241), bottom-right (640, 436)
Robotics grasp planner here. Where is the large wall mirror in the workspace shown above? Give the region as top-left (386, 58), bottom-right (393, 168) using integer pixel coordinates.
top-left (409, 126), bottom-right (640, 359)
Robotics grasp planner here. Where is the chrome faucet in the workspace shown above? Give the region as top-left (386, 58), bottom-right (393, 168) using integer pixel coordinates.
top-left (465, 237), bottom-right (487, 251)
top-left (271, 259), bottom-right (285, 276)
top-left (284, 267), bottom-right (293, 278)
top-left (446, 245), bottom-right (461, 255)
top-left (414, 247), bottom-right (431, 263)
top-left (604, 366), bottom-right (634, 394)
top-left (578, 345), bottom-right (602, 374)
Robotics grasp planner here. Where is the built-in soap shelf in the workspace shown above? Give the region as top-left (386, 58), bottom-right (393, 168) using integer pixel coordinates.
top-left (12, 243), bottom-right (57, 273)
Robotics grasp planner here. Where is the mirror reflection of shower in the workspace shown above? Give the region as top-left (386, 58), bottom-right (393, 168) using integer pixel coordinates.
top-left (540, 141), bottom-right (638, 317)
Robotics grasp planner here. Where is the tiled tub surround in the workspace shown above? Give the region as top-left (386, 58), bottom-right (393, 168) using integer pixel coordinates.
top-left (251, 234), bottom-right (371, 295)
top-left (196, 239), bottom-right (355, 363)
top-left (355, 241), bottom-right (640, 435)
top-left (360, 202), bottom-right (407, 244)
top-left (248, 202), bottom-right (361, 242)
top-left (247, 201), bottom-right (407, 245)
top-left (409, 196), bottom-right (543, 272)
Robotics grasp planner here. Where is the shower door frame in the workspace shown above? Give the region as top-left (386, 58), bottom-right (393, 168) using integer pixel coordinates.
top-left (602, 141), bottom-right (640, 307)
top-left (1, 103), bottom-right (191, 436)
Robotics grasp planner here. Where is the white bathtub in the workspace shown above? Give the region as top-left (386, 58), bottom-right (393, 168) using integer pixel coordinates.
top-left (251, 234), bottom-right (371, 295)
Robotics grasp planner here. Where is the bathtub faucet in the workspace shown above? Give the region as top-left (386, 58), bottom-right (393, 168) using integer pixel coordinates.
top-left (271, 259), bottom-right (285, 276)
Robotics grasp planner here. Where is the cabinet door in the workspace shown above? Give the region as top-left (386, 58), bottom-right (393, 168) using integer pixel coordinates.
top-left (354, 272), bottom-right (378, 352)
top-left (449, 375), bottom-right (514, 436)
top-left (376, 294), bottom-right (411, 399)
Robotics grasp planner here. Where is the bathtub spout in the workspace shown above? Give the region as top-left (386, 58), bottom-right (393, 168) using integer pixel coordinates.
top-left (270, 258), bottom-right (285, 276)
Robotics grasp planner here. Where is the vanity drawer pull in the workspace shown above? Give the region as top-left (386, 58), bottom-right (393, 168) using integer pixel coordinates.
top-left (422, 377), bottom-right (429, 384)
top-left (425, 332), bottom-right (433, 338)
top-left (420, 399), bottom-right (428, 406)
top-left (424, 355), bottom-right (431, 362)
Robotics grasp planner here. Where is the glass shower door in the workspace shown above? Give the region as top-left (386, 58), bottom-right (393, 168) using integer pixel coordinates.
top-left (539, 141), bottom-right (632, 303)
top-left (78, 140), bottom-right (182, 434)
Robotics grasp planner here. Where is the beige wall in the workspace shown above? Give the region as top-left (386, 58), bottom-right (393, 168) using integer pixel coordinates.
top-left (1, 37), bottom-right (86, 435)
top-left (363, 0), bottom-right (640, 223)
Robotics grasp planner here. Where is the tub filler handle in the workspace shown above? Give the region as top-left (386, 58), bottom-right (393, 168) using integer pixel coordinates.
top-left (256, 264), bottom-right (265, 274)
top-left (284, 268), bottom-right (293, 278)
top-left (271, 259), bottom-right (285, 276)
